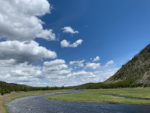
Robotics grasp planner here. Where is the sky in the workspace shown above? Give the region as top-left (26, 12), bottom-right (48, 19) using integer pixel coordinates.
top-left (0, 0), bottom-right (150, 86)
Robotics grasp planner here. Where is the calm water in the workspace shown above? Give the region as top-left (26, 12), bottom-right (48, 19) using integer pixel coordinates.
top-left (7, 91), bottom-right (150, 113)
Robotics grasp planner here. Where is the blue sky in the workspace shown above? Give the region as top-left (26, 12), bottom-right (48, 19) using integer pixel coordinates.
top-left (37, 0), bottom-right (150, 66)
top-left (0, 0), bottom-right (150, 86)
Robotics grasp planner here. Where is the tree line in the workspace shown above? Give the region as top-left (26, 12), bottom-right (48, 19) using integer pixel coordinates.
top-left (0, 81), bottom-right (65, 95)
top-left (74, 79), bottom-right (149, 89)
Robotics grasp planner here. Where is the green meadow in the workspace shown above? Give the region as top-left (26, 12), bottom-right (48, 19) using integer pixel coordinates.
top-left (48, 88), bottom-right (150, 104)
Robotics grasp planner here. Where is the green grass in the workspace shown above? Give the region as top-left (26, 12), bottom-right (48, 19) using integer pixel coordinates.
top-left (3, 104), bottom-right (9, 113)
top-left (48, 88), bottom-right (150, 104)
top-left (9, 90), bottom-right (71, 102)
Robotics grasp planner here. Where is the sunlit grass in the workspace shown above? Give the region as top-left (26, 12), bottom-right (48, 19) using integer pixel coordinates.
top-left (48, 88), bottom-right (150, 104)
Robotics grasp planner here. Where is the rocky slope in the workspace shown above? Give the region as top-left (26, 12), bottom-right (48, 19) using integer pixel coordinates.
top-left (105, 44), bottom-right (150, 85)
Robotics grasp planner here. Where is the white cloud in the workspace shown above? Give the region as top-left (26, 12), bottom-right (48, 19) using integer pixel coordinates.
top-left (0, 62), bottom-right (42, 86)
top-left (71, 39), bottom-right (83, 47)
top-left (43, 59), bottom-right (71, 78)
top-left (105, 60), bottom-right (114, 67)
top-left (0, 59), bottom-right (16, 66)
top-left (0, 0), bottom-right (56, 41)
top-left (93, 56), bottom-right (100, 62)
top-left (43, 59), bottom-right (68, 71)
top-left (91, 68), bottom-right (119, 82)
top-left (85, 62), bottom-right (101, 70)
top-left (44, 59), bottom-right (65, 66)
top-left (0, 0), bottom-right (119, 87)
top-left (0, 40), bottom-right (56, 63)
top-left (60, 40), bottom-right (70, 48)
top-left (62, 26), bottom-right (79, 34)
top-left (0, 0), bottom-right (120, 87)
top-left (70, 60), bottom-right (85, 68)
top-left (0, 58), bottom-right (119, 87)
top-left (60, 39), bottom-right (83, 48)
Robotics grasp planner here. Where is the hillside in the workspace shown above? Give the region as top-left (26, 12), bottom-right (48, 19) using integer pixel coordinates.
top-left (0, 81), bottom-right (64, 95)
top-left (74, 44), bottom-right (150, 89)
top-left (0, 81), bottom-right (34, 95)
top-left (105, 44), bottom-right (150, 86)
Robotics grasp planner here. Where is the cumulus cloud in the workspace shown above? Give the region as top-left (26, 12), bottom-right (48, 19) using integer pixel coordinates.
top-left (43, 59), bottom-right (71, 79)
top-left (0, 0), bottom-right (118, 87)
top-left (93, 56), bottom-right (100, 62)
top-left (0, 0), bottom-right (56, 41)
top-left (69, 60), bottom-right (85, 68)
top-left (85, 62), bottom-right (101, 70)
top-left (41, 59), bottom-right (106, 86)
top-left (0, 59), bottom-right (17, 67)
top-left (62, 26), bottom-right (79, 34)
top-left (0, 40), bottom-right (56, 63)
top-left (0, 58), bottom-right (119, 86)
top-left (60, 40), bottom-right (70, 48)
top-left (41, 59), bottom-right (118, 86)
top-left (0, 61), bottom-right (42, 85)
top-left (43, 59), bottom-right (69, 72)
top-left (60, 39), bottom-right (83, 48)
top-left (105, 60), bottom-right (114, 67)
top-left (0, 59), bottom-right (70, 86)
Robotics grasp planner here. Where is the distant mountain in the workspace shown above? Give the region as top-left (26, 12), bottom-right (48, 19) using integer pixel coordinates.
top-left (105, 44), bottom-right (150, 86)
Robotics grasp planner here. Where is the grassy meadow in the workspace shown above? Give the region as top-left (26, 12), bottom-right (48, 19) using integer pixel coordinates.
top-left (48, 88), bottom-right (150, 105)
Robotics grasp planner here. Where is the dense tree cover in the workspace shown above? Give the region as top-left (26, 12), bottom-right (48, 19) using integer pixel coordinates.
top-left (0, 81), bottom-right (65, 95)
top-left (74, 80), bottom-right (147, 89)
top-left (0, 79), bottom-right (149, 95)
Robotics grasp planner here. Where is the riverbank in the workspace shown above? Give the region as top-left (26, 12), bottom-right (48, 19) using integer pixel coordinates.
top-left (6, 90), bottom-right (150, 113)
top-left (48, 88), bottom-right (150, 104)
top-left (0, 90), bottom-right (71, 113)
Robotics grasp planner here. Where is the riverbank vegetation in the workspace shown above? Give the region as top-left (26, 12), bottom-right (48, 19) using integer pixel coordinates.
top-left (74, 79), bottom-right (149, 89)
top-left (0, 81), bottom-right (66, 95)
top-left (48, 88), bottom-right (150, 105)
top-left (0, 90), bottom-right (71, 113)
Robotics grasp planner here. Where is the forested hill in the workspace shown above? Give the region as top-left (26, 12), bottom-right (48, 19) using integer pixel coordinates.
top-left (105, 44), bottom-right (150, 86)
top-left (0, 81), bottom-right (62, 95)
top-left (0, 81), bottom-right (32, 95)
